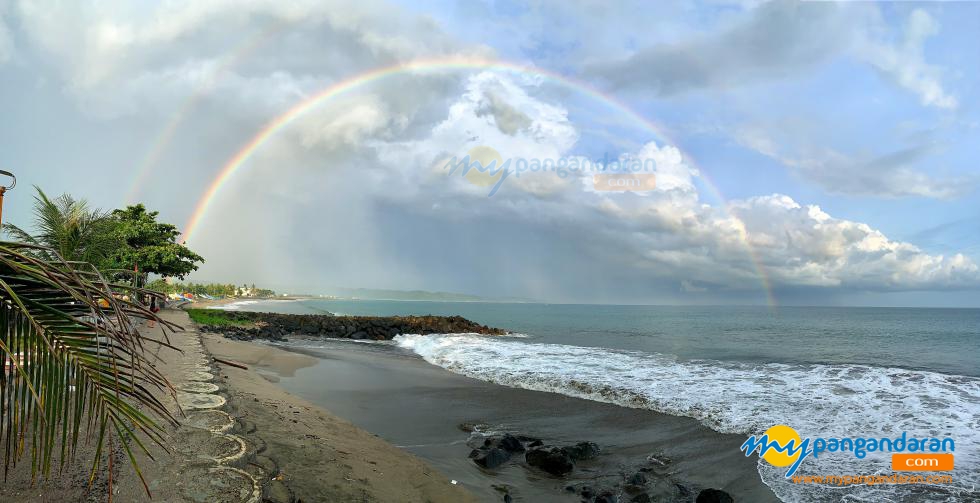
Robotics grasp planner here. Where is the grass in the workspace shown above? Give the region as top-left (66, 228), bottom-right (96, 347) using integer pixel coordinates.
top-left (185, 308), bottom-right (252, 327)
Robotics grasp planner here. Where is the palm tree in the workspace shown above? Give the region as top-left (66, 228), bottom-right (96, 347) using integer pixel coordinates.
top-left (3, 187), bottom-right (120, 266)
top-left (0, 241), bottom-right (177, 495)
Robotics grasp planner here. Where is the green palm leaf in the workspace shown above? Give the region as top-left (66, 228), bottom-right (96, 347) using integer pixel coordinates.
top-left (0, 241), bottom-right (179, 495)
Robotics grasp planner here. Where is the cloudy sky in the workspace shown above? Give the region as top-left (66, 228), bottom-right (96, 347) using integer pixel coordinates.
top-left (2, 0), bottom-right (979, 306)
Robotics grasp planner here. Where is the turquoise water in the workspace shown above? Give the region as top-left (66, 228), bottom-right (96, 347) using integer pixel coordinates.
top-left (253, 300), bottom-right (980, 376)
top-left (227, 299), bottom-right (980, 501)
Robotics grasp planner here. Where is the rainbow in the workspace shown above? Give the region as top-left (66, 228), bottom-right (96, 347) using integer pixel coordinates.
top-left (123, 23), bottom-right (289, 204)
top-left (176, 57), bottom-right (777, 306)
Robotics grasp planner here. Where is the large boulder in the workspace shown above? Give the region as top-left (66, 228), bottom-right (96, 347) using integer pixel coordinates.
top-left (497, 434), bottom-right (526, 453)
top-left (564, 441), bottom-right (600, 461)
top-left (471, 448), bottom-right (512, 469)
top-left (525, 447), bottom-right (575, 476)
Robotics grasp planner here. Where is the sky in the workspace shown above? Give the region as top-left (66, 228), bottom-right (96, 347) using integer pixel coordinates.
top-left (1, 0), bottom-right (979, 306)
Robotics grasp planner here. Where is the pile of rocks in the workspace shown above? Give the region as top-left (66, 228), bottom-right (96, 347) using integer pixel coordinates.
top-left (199, 311), bottom-right (506, 341)
top-left (469, 433), bottom-right (600, 476)
top-left (465, 429), bottom-right (736, 503)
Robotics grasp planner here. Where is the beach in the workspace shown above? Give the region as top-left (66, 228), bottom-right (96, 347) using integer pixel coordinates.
top-left (190, 300), bottom-right (779, 502)
top-left (3, 299), bottom-right (974, 502)
top-left (234, 336), bottom-right (777, 502)
top-left (166, 300), bottom-right (777, 502)
top-left (193, 299), bottom-right (980, 503)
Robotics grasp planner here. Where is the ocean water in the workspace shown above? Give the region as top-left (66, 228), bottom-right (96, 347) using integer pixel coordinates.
top-left (230, 300), bottom-right (980, 502)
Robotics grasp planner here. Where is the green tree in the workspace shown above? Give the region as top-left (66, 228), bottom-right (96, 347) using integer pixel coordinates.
top-left (107, 204), bottom-right (204, 285)
top-left (3, 186), bottom-right (120, 265)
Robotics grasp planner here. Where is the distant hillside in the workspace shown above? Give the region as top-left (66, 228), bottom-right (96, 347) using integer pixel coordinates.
top-left (321, 288), bottom-right (533, 303)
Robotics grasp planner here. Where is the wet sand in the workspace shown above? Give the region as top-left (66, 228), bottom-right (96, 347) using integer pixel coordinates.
top-left (234, 337), bottom-right (780, 502)
top-left (201, 329), bottom-right (478, 503)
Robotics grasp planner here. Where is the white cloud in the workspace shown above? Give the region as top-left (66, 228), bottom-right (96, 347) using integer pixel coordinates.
top-left (11, 0), bottom-right (484, 118)
top-left (296, 94), bottom-right (406, 151)
top-left (586, 2), bottom-right (957, 110)
top-left (4, 0), bottom-right (975, 301)
top-left (370, 72), bottom-right (979, 293)
top-left (731, 195), bottom-right (979, 289)
top-left (856, 8), bottom-right (957, 110)
top-left (732, 125), bottom-right (976, 199)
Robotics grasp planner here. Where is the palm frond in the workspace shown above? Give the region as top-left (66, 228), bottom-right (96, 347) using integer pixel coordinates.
top-left (8, 187), bottom-right (120, 265)
top-left (0, 241), bottom-right (179, 494)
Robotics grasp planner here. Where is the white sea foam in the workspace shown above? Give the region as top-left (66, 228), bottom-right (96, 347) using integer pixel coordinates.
top-left (274, 338), bottom-right (395, 348)
top-left (394, 334), bottom-right (980, 502)
top-left (211, 300), bottom-right (260, 311)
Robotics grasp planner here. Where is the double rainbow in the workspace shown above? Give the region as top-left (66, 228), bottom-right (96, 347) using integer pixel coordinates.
top-left (134, 56), bottom-right (776, 306)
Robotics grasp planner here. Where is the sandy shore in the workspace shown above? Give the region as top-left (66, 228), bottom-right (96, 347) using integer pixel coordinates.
top-left (200, 328), bottom-right (478, 502)
top-left (259, 337), bottom-right (779, 503)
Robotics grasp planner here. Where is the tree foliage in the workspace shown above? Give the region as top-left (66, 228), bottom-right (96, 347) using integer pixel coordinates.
top-left (145, 279), bottom-right (276, 298)
top-left (3, 186), bottom-right (120, 266)
top-left (106, 205), bottom-right (203, 281)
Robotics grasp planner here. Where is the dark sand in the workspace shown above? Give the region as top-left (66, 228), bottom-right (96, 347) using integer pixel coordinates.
top-left (0, 309), bottom-right (480, 503)
top-left (254, 337), bottom-right (780, 502)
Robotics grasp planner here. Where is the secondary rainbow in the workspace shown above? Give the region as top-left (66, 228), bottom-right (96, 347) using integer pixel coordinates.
top-left (180, 57), bottom-right (777, 306)
top-left (123, 23), bottom-right (289, 204)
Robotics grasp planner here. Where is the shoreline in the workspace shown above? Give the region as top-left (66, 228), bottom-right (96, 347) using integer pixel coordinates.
top-left (214, 331), bottom-right (778, 502)
top-left (193, 310), bottom-right (479, 502)
top-left (0, 305), bottom-right (775, 502)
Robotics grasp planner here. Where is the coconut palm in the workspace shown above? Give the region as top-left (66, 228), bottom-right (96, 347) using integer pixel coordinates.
top-left (0, 241), bottom-right (178, 495)
top-left (3, 187), bottom-right (120, 266)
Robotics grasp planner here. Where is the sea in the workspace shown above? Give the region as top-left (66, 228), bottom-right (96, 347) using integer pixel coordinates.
top-left (218, 299), bottom-right (980, 502)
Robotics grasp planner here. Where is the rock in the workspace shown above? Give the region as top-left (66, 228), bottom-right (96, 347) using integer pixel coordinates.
top-left (595, 491), bottom-right (618, 503)
top-left (473, 448), bottom-right (512, 469)
top-left (627, 472), bottom-right (647, 486)
top-left (564, 441), bottom-right (600, 461)
top-left (497, 434), bottom-right (525, 453)
top-left (675, 483), bottom-right (694, 500)
top-left (696, 488), bottom-right (735, 503)
top-left (527, 439), bottom-right (544, 448)
top-left (580, 486), bottom-right (594, 498)
top-left (262, 479), bottom-right (294, 503)
top-left (205, 311), bottom-right (507, 341)
top-left (630, 495), bottom-right (652, 503)
top-left (525, 447), bottom-right (574, 476)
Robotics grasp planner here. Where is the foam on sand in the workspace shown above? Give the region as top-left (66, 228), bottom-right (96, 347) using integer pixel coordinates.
top-left (211, 299), bottom-right (261, 311)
